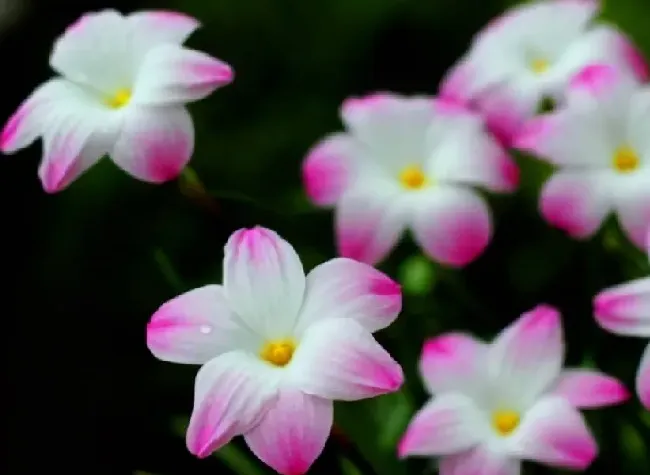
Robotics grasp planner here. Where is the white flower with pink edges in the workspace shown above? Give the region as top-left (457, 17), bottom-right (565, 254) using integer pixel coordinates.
top-left (594, 228), bottom-right (650, 409)
top-left (515, 64), bottom-right (650, 250)
top-left (439, 0), bottom-right (648, 146)
top-left (1, 9), bottom-right (233, 192)
top-left (302, 93), bottom-right (518, 267)
top-left (398, 305), bottom-right (629, 475)
top-left (146, 226), bottom-right (404, 475)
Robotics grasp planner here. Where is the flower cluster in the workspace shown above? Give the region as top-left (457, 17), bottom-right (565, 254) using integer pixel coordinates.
top-left (3, 1), bottom-right (649, 475)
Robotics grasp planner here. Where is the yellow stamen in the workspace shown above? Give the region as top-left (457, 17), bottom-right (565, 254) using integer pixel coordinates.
top-left (492, 410), bottom-right (520, 436)
top-left (612, 145), bottom-right (640, 173)
top-left (530, 58), bottom-right (549, 75)
top-left (105, 88), bottom-right (132, 109)
top-left (399, 165), bottom-right (428, 190)
top-left (260, 339), bottom-right (296, 367)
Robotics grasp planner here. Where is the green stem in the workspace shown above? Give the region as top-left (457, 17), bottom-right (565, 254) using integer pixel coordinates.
top-left (153, 248), bottom-right (185, 293)
top-left (216, 444), bottom-right (269, 475)
top-left (179, 166), bottom-right (221, 215)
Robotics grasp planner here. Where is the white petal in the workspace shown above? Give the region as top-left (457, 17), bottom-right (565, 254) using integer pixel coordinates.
top-left (185, 351), bottom-right (279, 458)
top-left (17, 81), bottom-right (119, 193)
top-left (289, 317), bottom-right (403, 401)
top-left (515, 107), bottom-right (614, 169)
top-left (419, 332), bottom-right (488, 397)
top-left (146, 285), bottom-right (260, 365)
top-left (110, 105), bottom-right (194, 183)
top-left (302, 133), bottom-right (362, 206)
top-left (549, 369), bottom-right (630, 408)
top-left (340, 93), bottom-right (436, 173)
top-left (487, 305), bottom-right (564, 408)
top-left (565, 63), bottom-right (639, 115)
top-left (593, 277), bottom-right (650, 337)
top-left (295, 257), bottom-right (402, 334)
top-left (637, 343), bottom-right (650, 410)
top-left (398, 393), bottom-right (489, 457)
top-left (50, 10), bottom-right (131, 93)
top-left (223, 227), bottom-right (306, 338)
top-left (411, 186), bottom-right (492, 267)
top-left (612, 171), bottom-right (650, 250)
top-left (427, 101), bottom-right (519, 192)
top-left (539, 170), bottom-right (612, 239)
top-left (335, 183), bottom-right (409, 266)
top-left (439, 447), bottom-right (521, 475)
top-left (477, 0), bottom-right (599, 54)
top-left (627, 87), bottom-right (650, 162)
top-left (244, 389), bottom-right (333, 475)
top-left (473, 81), bottom-right (542, 147)
top-left (558, 25), bottom-right (649, 88)
top-left (133, 44), bottom-right (233, 105)
top-left (510, 396), bottom-right (597, 470)
top-left (127, 10), bottom-right (200, 49)
top-left (1, 79), bottom-right (71, 154)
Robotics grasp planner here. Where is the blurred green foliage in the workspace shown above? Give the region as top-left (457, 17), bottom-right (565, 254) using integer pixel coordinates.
top-left (6, 0), bottom-right (650, 474)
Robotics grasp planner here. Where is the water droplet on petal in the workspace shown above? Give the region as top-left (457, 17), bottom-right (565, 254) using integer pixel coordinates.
top-left (199, 325), bottom-right (212, 334)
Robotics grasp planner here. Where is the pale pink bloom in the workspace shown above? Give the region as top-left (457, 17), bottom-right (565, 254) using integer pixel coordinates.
top-left (302, 93), bottom-right (518, 267)
top-left (515, 64), bottom-right (650, 249)
top-left (1, 9), bottom-right (233, 193)
top-left (594, 227), bottom-right (650, 409)
top-left (440, 0), bottom-right (648, 146)
top-left (399, 305), bottom-right (629, 475)
top-left (147, 226), bottom-right (403, 475)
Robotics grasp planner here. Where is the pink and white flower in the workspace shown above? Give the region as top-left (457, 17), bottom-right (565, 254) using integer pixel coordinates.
top-left (0, 9), bottom-right (233, 193)
top-left (515, 64), bottom-right (650, 249)
top-left (146, 226), bottom-right (404, 474)
top-left (302, 93), bottom-right (518, 267)
top-left (594, 228), bottom-right (650, 409)
top-left (399, 304), bottom-right (629, 474)
top-left (440, 0), bottom-right (648, 146)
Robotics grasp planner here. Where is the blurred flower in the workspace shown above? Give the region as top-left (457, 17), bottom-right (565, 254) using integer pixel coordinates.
top-left (515, 64), bottom-right (650, 250)
top-left (0, 9), bottom-right (233, 193)
top-left (302, 93), bottom-right (518, 267)
top-left (439, 0), bottom-right (648, 146)
top-left (399, 304), bottom-right (629, 474)
top-left (594, 227), bottom-right (650, 409)
top-left (146, 226), bottom-right (403, 475)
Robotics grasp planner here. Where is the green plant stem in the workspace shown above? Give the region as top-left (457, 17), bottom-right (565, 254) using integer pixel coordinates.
top-left (153, 248), bottom-right (185, 293)
top-left (331, 424), bottom-right (380, 475)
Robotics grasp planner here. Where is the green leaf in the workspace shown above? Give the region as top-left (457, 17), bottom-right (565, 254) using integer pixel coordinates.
top-left (217, 443), bottom-right (269, 475)
top-left (335, 392), bottom-right (413, 475)
top-left (374, 389), bottom-right (415, 450)
top-left (340, 456), bottom-right (365, 475)
top-left (153, 248), bottom-right (186, 293)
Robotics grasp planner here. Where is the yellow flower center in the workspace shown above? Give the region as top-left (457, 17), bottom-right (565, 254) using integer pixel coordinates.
top-left (612, 145), bottom-right (640, 173)
top-left (399, 165), bottom-right (428, 190)
top-left (105, 88), bottom-right (132, 109)
top-left (260, 339), bottom-right (296, 367)
top-left (492, 410), bottom-right (520, 436)
top-left (530, 58), bottom-right (549, 75)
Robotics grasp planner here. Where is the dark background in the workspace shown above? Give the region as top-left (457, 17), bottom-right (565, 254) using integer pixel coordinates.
top-left (4, 0), bottom-right (649, 474)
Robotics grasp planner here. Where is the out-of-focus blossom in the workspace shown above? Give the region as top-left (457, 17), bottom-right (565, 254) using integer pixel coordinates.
top-left (302, 93), bottom-right (518, 267)
top-left (594, 227), bottom-right (650, 409)
top-left (147, 226), bottom-right (403, 475)
top-left (515, 64), bottom-right (650, 249)
top-left (440, 0), bottom-right (648, 146)
top-left (399, 305), bottom-right (628, 474)
top-left (1, 9), bottom-right (233, 192)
